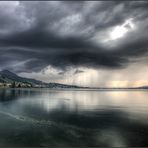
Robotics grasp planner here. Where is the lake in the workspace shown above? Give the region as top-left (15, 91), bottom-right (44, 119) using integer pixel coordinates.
top-left (0, 88), bottom-right (148, 147)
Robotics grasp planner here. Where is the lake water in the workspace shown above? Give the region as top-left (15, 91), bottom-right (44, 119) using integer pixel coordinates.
top-left (0, 88), bottom-right (148, 147)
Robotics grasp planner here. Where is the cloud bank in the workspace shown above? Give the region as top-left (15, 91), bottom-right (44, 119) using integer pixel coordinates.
top-left (0, 1), bottom-right (148, 74)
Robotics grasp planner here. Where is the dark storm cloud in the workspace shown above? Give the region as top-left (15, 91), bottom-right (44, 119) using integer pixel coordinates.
top-left (74, 70), bottom-right (84, 75)
top-left (0, 1), bottom-right (148, 72)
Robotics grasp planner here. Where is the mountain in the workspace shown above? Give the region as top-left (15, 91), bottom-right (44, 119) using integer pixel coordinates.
top-left (0, 70), bottom-right (80, 88)
top-left (0, 70), bottom-right (43, 85)
top-left (1, 70), bottom-right (147, 89)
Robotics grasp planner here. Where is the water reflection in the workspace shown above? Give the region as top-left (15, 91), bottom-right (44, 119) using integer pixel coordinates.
top-left (0, 88), bottom-right (148, 146)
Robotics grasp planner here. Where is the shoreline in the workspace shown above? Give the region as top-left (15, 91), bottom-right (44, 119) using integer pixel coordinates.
top-left (0, 87), bottom-right (148, 91)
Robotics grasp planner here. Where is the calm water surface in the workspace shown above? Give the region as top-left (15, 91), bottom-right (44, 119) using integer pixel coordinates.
top-left (0, 88), bottom-right (148, 147)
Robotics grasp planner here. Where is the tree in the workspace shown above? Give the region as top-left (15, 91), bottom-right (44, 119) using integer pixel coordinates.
top-left (11, 81), bottom-right (16, 88)
top-left (18, 83), bottom-right (21, 88)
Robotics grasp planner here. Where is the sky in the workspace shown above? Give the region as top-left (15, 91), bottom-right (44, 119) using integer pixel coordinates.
top-left (0, 1), bottom-right (148, 87)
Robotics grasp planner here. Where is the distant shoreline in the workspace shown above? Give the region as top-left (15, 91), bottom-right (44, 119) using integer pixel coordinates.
top-left (1, 70), bottom-right (148, 91)
top-left (0, 87), bottom-right (148, 91)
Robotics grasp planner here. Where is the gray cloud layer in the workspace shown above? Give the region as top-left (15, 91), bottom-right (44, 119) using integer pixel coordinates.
top-left (0, 1), bottom-right (148, 73)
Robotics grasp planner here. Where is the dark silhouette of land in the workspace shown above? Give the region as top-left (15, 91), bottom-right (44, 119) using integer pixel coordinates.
top-left (0, 70), bottom-right (147, 89)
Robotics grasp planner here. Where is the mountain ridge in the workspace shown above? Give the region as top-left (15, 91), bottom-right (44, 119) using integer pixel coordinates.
top-left (0, 70), bottom-right (148, 89)
top-left (0, 70), bottom-right (80, 88)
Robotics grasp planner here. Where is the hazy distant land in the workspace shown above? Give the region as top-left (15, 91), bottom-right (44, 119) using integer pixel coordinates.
top-left (0, 70), bottom-right (147, 90)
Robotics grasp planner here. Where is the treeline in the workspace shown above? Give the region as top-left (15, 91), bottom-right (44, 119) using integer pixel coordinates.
top-left (12, 82), bottom-right (33, 88)
top-left (0, 81), bottom-right (33, 88)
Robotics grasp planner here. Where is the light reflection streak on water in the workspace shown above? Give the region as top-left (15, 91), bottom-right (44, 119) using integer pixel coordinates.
top-left (0, 89), bottom-right (148, 146)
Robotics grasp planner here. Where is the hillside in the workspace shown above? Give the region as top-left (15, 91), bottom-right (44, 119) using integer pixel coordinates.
top-left (0, 70), bottom-right (80, 88)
